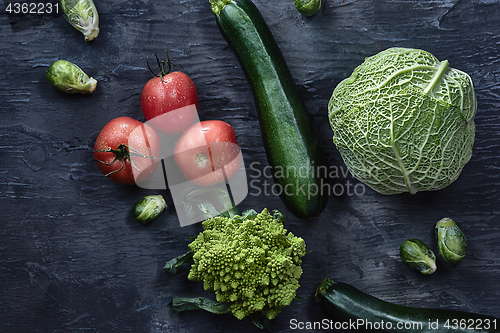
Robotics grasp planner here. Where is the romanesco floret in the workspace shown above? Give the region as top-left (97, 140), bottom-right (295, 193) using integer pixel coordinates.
top-left (187, 208), bottom-right (306, 320)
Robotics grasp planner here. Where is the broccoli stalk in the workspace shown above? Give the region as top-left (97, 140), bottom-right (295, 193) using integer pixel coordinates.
top-left (164, 208), bottom-right (306, 330)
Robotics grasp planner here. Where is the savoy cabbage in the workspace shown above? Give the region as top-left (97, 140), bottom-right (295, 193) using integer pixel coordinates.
top-left (328, 47), bottom-right (477, 195)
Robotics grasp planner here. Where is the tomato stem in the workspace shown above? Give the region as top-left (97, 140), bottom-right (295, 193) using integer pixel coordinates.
top-left (93, 144), bottom-right (156, 177)
top-left (147, 50), bottom-right (177, 83)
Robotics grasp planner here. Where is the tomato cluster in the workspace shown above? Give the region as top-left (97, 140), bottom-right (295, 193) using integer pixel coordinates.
top-left (93, 57), bottom-right (241, 187)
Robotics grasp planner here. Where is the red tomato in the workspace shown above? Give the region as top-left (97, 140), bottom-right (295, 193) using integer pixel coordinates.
top-left (173, 120), bottom-right (242, 187)
top-left (93, 117), bottom-right (161, 185)
top-left (141, 71), bottom-right (198, 135)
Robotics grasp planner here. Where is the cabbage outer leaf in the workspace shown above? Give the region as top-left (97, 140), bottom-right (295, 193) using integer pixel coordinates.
top-left (328, 47), bottom-right (476, 194)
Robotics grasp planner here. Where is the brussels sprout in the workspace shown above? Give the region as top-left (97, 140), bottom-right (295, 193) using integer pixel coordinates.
top-left (435, 217), bottom-right (467, 264)
top-left (132, 195), bottom-right (167, 224)
top-left (60, 0), bottom-right (99, 41)
top-left (400, 239), bottom-right (437, 275)
top-left (294, 0), bottom-right (321, 16)
top-left (45, 60), bottom-right (97, 94)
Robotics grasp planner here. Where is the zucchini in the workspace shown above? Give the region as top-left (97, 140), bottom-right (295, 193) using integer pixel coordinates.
top-left (315, 277), bottom-right (500, 333)
top-left (209, 0), bottom-right (328, 219)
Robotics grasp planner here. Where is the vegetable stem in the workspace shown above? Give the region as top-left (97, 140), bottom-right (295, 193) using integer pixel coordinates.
top-left (209, 0), bottom-right (232, 16)
top-left (146, 51), bottom-right (176, 81)
top-left (92, 143), bottom-right (156, 177)
top-left (424, 60), bottom-right (449, 95)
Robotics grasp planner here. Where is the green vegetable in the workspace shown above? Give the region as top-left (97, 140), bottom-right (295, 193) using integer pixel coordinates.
top-left (329, 47), bottom-right (477, 195)
top-left (60, 0), bottom-right (99, 41)
top-left (169, 296), bottom-right (274, 332)
top-left (46, 60), bottom-right (97, 94)
top-left (165, 208), bottom-right (306, 321)
top-left (132, 195), bottom-right (167, 224)
top-left (436, 217), bottom-right (467, 264)
top-left (294, 0), bottom-right (321, 16)
top-left (170, 296), bottom-right (230, 315)
top-left (400, 239), bottom-right (437, 275)
top-left (209, 0), bottom-right (328, 219)
top-left (182, 187), bottom-right (239, 222)
top-left (315, 277), bottom-right (500, 333)
top-left (163, 251), bottom-right (194, 277)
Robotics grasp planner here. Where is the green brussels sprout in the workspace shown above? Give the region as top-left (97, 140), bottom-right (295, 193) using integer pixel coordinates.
top-left (400, 239), bottom-right (437, 275)
top-left (294, 0), bottom-right (321, 16)
top-left (60, 0), bottom-right (99, 41)
top-left (46, 60), bottom-right (97, 94)
top-left (132, 195), bottom-right (167, 224)
top-left (435, 217), bottom-right (467, 264)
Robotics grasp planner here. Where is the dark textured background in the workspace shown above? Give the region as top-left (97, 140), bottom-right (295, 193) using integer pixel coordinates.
top-left (1, 0), bottom-right (500, 332)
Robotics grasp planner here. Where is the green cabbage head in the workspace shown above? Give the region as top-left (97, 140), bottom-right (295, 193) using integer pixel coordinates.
top-left (328, 47), bottom-right (476, 195)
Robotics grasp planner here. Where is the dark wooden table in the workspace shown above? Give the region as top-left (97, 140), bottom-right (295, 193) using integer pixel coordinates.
top-left (1, 0), bottom-right (500, 332)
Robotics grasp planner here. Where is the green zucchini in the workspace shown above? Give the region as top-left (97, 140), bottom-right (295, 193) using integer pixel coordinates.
top-left (209, 0), bottom-right (328, 219)
top-left (315, 277), bottom-right (500, 333)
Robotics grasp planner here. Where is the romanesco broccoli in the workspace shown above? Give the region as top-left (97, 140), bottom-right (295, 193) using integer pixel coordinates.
top-left (186, 208), bottom-right (306, 320)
